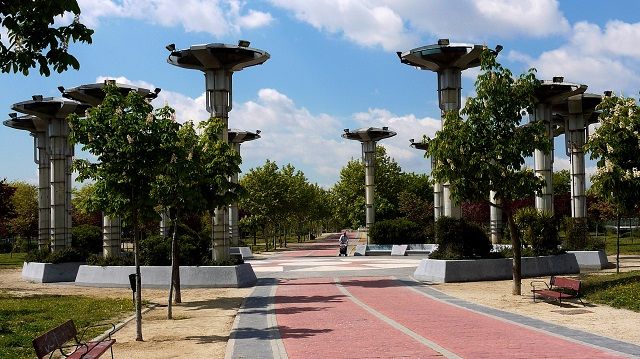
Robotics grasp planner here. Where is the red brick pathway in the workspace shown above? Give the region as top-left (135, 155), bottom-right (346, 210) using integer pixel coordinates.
top-left (275, 276), bottom-right (625, 358)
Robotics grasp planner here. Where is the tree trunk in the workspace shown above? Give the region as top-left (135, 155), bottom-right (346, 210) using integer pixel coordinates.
top-left (133, 211), bottom-right (143, 341)
top-left (617, 211), bottom-right (621, 274)
top-left (168, 212), bottom-right (181, 319)
top-left (506, 207), bottom-right (522, 295)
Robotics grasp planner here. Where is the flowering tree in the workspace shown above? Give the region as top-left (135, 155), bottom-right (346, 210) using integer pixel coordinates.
top-left (586, 94), bottom-right (640, 272)
top-left (424, 49), bottom-right (547, 295)
top-left (70, 85), bottom-right (177, 341)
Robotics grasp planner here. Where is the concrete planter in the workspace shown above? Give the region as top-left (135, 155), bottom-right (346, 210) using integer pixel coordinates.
top-left (22, 262), bottom-right (84, 283)
top-left (413, 253), bottom-right (580, 283)
top-left (74, 263), bottom-right (257, 288)
top-left (567, 250), bottom-right (609, 270)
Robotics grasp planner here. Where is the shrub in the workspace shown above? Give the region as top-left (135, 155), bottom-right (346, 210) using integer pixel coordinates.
top-left (72, 224), bottom-right (102, 255)
top-left (514, 208), bottom-right (561, 256)
top-left (12, 237), bottom-right (37, 253)
top-left (87, 253), bottom-right (135, 266)
top-left (25, 248), bottom-right (85, 263)
top-left (368, 219), bottom-right (430, 245)
top-left (429, 217), bottom-right (491, 259)
top-left (139, 234), bottom-right (171, 266)
top-left (563, 217), bottom-right (589, 250)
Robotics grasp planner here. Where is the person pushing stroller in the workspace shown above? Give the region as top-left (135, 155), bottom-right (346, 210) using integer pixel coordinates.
top-left (338, 231), bottom-right (349, 256)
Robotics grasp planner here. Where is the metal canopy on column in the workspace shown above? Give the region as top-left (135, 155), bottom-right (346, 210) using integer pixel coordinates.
top-left (167, 40), bottom-right (269, 261)
top-left (398, 39), bottom-right (486, 220)
top-left (343, 127), bottom-right (396, 238)
top-left (10, 97), bottom-right (90, 252)
top-left (228, 129), bottom-right (261, 246)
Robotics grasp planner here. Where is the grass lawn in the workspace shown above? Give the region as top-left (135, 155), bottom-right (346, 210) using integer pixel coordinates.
top-left (602, 235), bottom-right (640, 255)
top-left (0, 292), bottom-right (132, 359)
top-left (0, 253), bottom-right (26, 268)
top-left (581, 271), bottom-right (640, 312)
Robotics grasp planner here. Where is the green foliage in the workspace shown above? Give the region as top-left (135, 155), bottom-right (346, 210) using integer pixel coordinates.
top-left (581, 271), bottom-right (640, 312)
top-left (0, 179), bottom-right (16, 237)
top-left (139, 235), bottom-right (171, 266)
top-left (331, 146), bottom-right (412, 229)
top-left (429, 217), bottom-right (492, 259)
top-left (71, 224), bottom-right (102, 255)
top-left (5, 181), bottom-right (37, 240)
top-left (552, 169), bottom-right (571, 195)
top-left (25, 247), bottom-right (85, 263)
top-left (11, 238), bottom-right (36, 253)
top-left (513, 208), bottom-right (560, 256)
top-left (87, 253), bottom-right (134, 266)
top-left (72, 183), bottom-right (102, 227)
top-left (368, 219), bottom-right (430, 245)
top-left (137, 225), bottom-right (210, 266)
top-left (0, 292), bottom-right (130, 359)
top-left (0, 1), bottom-right (94, 76)
top-left (586, 94), bottom-right (640, 215)
top-left (563, 217), bottom-right (590, 250)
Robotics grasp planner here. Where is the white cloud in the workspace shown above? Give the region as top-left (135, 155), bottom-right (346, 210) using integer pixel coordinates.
top-left (78, 0), bottom-right (273, 36)
top-left (270, 0), bottom-right (568, 51)
top-left (514, 20), bottom-right (640, 95)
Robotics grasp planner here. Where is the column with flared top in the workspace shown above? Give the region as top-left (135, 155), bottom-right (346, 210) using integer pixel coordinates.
top-left (167, 41), bottom-right (269, 261)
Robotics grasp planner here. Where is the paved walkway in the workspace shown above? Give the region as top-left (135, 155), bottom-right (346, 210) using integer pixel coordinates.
top-left (226, 235), bottom-right (640, 358)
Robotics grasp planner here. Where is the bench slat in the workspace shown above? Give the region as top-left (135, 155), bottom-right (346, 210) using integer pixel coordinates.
top-left (67, 339), bottom-right (116, 359)
top-left (33, 320), bottom-right (77, 359)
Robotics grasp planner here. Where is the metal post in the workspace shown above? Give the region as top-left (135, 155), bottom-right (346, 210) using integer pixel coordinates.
top-left (567, 95), bottom-right (587, 218)
top-left (362, 141), bottom-right (376, 230)
top-left (34, 131), bottom-right (51, 250)
top-left (533, 103), bottom-right (554, 214)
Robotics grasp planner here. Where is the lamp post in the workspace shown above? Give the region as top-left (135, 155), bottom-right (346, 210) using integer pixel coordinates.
top-left (60, 81), bottom-right (160, 257)
top-left (343, 127), bottom-right (396, 241)
top-left (531, 77), bottom-right (586, 214)
top-left (8, 97), bottom-right (90, 252)
top-left (228, 129), bottom-right (261, 246)
top-left (167, 41), bottom-right (269, 261)
top-left (398, 39), bottom-right (486, 219)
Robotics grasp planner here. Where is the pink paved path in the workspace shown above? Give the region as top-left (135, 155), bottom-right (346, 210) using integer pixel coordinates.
top-left (275, 276), bottom-right (625, 358)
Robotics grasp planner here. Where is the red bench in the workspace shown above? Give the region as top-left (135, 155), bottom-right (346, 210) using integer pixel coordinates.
top-left (32, 320), bottom-right (116, 359)
top-left (530, 276), bottom-right (585, 306)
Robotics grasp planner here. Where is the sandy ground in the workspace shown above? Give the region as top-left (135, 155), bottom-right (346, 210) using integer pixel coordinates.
top-left (1, 255), bottom-right (639, 358)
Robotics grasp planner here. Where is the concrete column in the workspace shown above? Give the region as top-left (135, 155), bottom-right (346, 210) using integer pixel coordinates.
top-left (66, 138), bottom-right (73, 248)
top-left (533, 104), bottom-right (554, 214)
top-left (48, 118), bottom-right (71, 251)
top-left (103, 215), bottom-right (121, 257)
top-left (438, 68), bottom-right (462, 218)
top-left (489, 190), bottom-right (502, 244)
top-left (206, 69), bottom-right (231, 262)
top-left (567, 96), bottom-right (587, 218)
top-left (34, 132), bottom-right (51, 250)
top-left (160, 211), bottom-right (170, 237)
top-left (229, 165), bottom-right (240, 246)
top-left (362, 141), bottom-right (376, 229)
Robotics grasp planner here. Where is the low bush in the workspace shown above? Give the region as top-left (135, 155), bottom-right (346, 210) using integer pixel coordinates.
top-left (25, 248), bottom-right (85, 263)
top-left (86, 253), bottom-right (135, 266)
top-left (368, 219), bottom-right (430, 245)
top-left (429, 217), bottom-right (492, 259)
top-left (72, 224), bottom-right (102, 255)
top-left (563, 217), bottom-right (590, 250)
top-left (514, 208), bottom-right (561, 256)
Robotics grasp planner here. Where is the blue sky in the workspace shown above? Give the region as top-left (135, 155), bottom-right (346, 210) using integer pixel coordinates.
top-left (2, 0), bottom-right (640, 188)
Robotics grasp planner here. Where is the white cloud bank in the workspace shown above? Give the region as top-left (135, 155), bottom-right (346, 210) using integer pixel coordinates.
top-left (510, 20), bottom-right (640, 95)
top-left (78, 0), bottom-right (273, 36)
top-left (269, 0), bottom-right (569, 50)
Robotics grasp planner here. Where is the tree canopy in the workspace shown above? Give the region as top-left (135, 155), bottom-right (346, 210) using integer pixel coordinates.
top-left (1, 0), bottom-right (93, 76)
top-left (424, 49), bottom-right (545, 294)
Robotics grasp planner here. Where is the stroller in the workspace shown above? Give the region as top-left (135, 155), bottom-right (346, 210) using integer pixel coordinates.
top-left (338, 233), bottom-right (348, 256)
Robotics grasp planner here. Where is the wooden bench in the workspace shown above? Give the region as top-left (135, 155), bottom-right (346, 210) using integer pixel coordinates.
top-left (32, 320), bottom-right (116, 359)
top-left (530, 276), bottom-right (585, 306)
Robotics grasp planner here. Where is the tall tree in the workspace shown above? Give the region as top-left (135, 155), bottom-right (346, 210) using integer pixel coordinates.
top-left (71, 183), bottom-right (101, 227)
top-left (585, 94), bottom-right (640, 272)
top-left (424, 49), bottom-right (546, 295)
top-left (553, 169), bottom-right (571, 195)
top-left (331, 146), bottom-right (406, 229)
top-left (1, 1), bottom-right (93, 76)
top-left (152, 118), bottom-right (240, 318)
top-left (6, 181), bottom-right (37, 240)
top-left (0, 179), bottom-right (16, 237)
top-left (70, 85), bottom-right (176, 341)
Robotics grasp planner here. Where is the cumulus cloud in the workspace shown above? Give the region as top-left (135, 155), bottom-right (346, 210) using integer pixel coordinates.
top-left (513, 20), bottom-right (640, 94)
top-left (270, 0), bottom-right (568, 50)
top-left (78, 0), bottom-right (272, 35)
